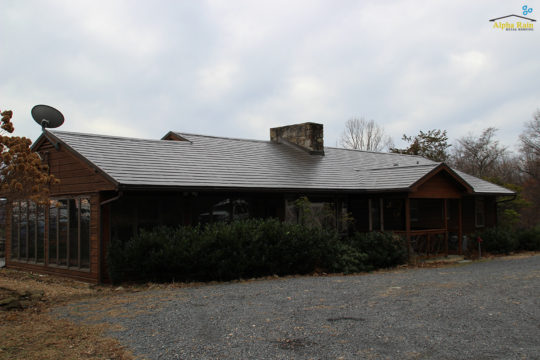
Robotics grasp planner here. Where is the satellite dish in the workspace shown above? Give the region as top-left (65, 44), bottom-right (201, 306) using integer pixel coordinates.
top-left (31, 104), bottom-right (64, 130)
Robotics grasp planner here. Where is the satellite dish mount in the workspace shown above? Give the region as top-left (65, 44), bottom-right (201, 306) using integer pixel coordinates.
top-left (31, 104), bottom-right (64, 150)
top-left (31, 104), bottom-right (64, 131)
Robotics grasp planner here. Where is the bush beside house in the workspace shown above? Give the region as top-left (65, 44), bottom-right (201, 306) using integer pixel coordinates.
top-left (474, 226), bottom-right (540, 254)
top-left (107, 219), bottom-right (407, 284)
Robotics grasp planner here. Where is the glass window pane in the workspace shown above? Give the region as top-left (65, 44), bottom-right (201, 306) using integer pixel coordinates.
top-left (80, 198), bottom-right (90, 269)
top-left (37, 204), bottom-right (45, 263)
top-left (232, 199), bottom-right (250, 221)
top-left (19, 201), bottom-right (27, 260)
top-left (0, 199), bottom-right (6, 260)
top-left (69, 199), bottom-right (79, 267)
top-left (475, 198), bottom-right (485, 227)
top-left (28, 202), bottom-right (36, 261)
top-left (58, 200), bottom-right (68, 266)
top-left (49, 201), bottom-right (58, 264)
top-left (11, 201), bottom-right (19, 260)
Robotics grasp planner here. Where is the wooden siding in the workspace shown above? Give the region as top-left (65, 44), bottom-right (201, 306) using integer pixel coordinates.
top-left (39, 141), bottom-right (116, 196)
top-left (410, 172), bottom-right (464, 199)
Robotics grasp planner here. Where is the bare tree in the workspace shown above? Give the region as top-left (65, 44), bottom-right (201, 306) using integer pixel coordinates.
top-left (340, 117), bottom-right (393, 151)
top-left (519, 110), bottom-right (540, 180)
top-left (519, 110), bottom-right (540, 226)
top-left (451, 127), bottom-right (508, 179)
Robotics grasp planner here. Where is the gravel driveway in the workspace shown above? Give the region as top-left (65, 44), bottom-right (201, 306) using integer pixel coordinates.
top-left (59, 255), bottom-right (540, 359)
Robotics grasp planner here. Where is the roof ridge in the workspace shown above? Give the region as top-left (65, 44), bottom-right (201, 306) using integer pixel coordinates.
top-left (324, 145), bottom-right (429, 157)
top-left (356, 163), bottom-right (439, 171)
top-left (49, 130), bottom-right (177, 143)
top-left (173, 132), bottom-right (270, 144)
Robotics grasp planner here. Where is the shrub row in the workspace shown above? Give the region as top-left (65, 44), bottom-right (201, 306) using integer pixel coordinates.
top-left (474, 226), bottom-right (540, 254)
top-left (107, 219), bottom-right (407, 284)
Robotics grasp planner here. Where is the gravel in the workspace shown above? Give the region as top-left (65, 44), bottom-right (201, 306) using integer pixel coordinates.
top-left (58, 255), bottom-right (540, 359)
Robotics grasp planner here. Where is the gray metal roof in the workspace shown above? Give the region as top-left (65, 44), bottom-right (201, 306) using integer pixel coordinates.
top-left (44, 130), bottom-right (514, 195)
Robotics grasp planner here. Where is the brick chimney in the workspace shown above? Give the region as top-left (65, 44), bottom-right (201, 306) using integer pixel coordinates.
top-left (270, 122), bottom-right (324, 155)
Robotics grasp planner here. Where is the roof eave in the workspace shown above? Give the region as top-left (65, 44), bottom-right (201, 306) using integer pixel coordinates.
top-left (116, 183), bottom-right (411, 194)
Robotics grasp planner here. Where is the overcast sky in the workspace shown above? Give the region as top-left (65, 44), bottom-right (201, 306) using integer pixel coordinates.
top-left (1, 0), bottom-right (539, 152)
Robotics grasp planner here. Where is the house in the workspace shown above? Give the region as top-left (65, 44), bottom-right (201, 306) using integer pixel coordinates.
top-left (4, 122), bottom-right (513, 283)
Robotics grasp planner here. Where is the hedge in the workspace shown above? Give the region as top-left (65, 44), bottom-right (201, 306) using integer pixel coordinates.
top-left (474, 225), bottom-right (540, 254)
top-left (107, 219), bottom-right (409, 284)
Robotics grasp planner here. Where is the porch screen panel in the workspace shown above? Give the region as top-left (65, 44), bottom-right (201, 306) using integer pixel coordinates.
top-left (69, 199), bottom-right (79, 267)
top-left (28, 202), bottom-right (36, 261)
top-left (49, 201), bottom-right (58, 264)
top-left (58, 200), bottom-right (68, 266)
top-left (19, 201), bottom-right (27, 260)
top-left (11, 201), bottom-right (19, 260)
top-left (80, 198), bottom-right (90, 269)
top-left (370, 199), bottom-right (381, 231)
top-left (37, 204), bottom-right (45, 262)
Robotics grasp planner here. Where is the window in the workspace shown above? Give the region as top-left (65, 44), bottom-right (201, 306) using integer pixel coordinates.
top-left (197, 197), bottom-right (251, 224)
top-left (48, 198), bottom-right (90, 269)
top-left (49, 201), bottom-right (58, 264)
top-left (10, 200), bottom-right (45, 262)
top-left (475, 197), bottom-right (485, 228)
top-left (285, 197), bottom-right (341, 229)
top-left (0, 199), bottom-right (6, 259)
top-left (11, 202), bottom-right (19, 259)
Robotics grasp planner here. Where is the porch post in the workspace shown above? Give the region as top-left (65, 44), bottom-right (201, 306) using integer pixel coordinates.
top-left (458, 198), bottom-right (463, 255)
top-left (405, 197), bottom-right (411, 259)
top-left (444, 199), bottom-right (448, 256)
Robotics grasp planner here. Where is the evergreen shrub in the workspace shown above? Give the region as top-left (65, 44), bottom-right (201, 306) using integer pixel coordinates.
top-left (107, 219), bottom-right (409, 284)
top-left (475, 227), bottom-right (518, 254)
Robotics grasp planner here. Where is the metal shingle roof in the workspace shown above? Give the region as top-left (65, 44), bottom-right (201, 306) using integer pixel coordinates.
top-left (45, 130), bottom-right (514, 195)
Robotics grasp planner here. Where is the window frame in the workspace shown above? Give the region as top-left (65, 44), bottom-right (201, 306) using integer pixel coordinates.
top-left (48, 196), bottom-right (91, 271)
top-left (475, 197), bottom-right (485, 228)
top-left (10, 200), bottom-right (45, 264)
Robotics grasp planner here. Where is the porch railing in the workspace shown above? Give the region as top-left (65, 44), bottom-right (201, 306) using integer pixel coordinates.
top-left (394, 229), bottom-right (447, 257)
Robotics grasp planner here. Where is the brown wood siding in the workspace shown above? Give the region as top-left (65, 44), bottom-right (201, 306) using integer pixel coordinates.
top-left (38, 141), bottom-right (116, 196)
top-left (6, 261), bottom-right (97, 282)
top-left (411, 173), bottom-right (464, 199)
top-left (5, 194), bottom-right (101, 284)
top-left (100, 202), bottom-right (111, 283)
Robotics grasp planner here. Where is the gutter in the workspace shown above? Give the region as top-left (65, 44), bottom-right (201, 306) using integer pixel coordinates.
top-left (100, 191), bottom-right (123, 206)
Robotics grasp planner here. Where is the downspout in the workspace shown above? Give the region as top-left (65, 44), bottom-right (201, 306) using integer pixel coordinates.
top-left (98, 191), bottom-right (123, 284)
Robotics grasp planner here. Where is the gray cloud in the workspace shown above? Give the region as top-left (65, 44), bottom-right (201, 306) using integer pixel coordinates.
top-left (1, 0), bottom-right (538, 151)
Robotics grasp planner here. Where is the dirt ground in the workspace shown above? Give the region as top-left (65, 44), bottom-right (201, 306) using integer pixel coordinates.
top-left (0, 269), bottom-right (135, 360)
